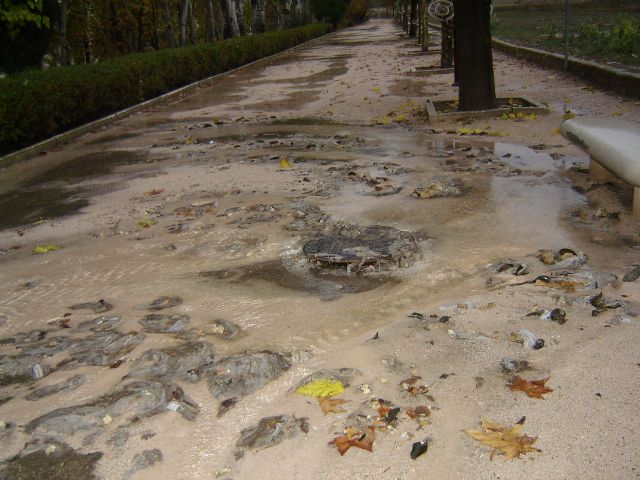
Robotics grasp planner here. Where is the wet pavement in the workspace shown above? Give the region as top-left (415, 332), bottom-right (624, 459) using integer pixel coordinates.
top-left (1, 19), bottom-right (640, 480)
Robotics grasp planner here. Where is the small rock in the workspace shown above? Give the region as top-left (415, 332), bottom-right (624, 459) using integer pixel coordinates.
top-left (139, 314), bottom-right (190, 333)
top-left (127, 449), bottom-right (163, 478)
top-left (236, 415), bottom-right (308, 452)
top-left (26, 374), bottom-right (85, 401)
top-left (500, 357), bottom-right (529, 373)
top-left (412, 176), bottom-right (462, 198)
top-left (623, 266), bottom-right (640, 283)
top-left (207, 351), bottom-right (290, 400)
top-left (147, 296), bottom-right (183, 310)
top-left (70, 299), bottom-right (113, 314)
top-left (410, 439), bottom-right (429, 459)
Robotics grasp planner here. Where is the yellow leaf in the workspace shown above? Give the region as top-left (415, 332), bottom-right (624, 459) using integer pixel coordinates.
top-left (33, 244), bottom-right (61, 254)
top-left (562, 111), bottom-right (576, 120)
top-left (611, 111), bottom-right (622, 117)
top-left (553, 128), bottom-right (561, 135)
top-left (279, 158), bottom-right (290, 168)
top-left (296, 379), bottom-right (345, 398)
top-left (465, 419), bottom-right (540, 460)
top-left (373, 87), bottom-right (382, 95)
top-left (394, 114), bottom-right (407, 122)
top-left (138, 219), bottom-right (157, 228)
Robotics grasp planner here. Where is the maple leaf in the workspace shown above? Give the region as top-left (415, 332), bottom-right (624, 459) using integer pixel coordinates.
top-left (318, 397), bottom-right (350, 415)
top-left (465, 419), bottom-right (541, 460)
top-left (507, 376), bottom-right (553, 399)
top-left (329, 427), bottom-right (376, 456)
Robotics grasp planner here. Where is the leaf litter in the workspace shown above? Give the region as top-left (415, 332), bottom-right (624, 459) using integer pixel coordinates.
top-left (465, 418), bottom-right (541, 460)
top-left (507, 376), bottom-right (554, 399)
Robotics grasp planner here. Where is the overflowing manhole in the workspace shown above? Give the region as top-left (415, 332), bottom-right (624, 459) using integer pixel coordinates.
top-left (303, 226), bottom-right (421, 271)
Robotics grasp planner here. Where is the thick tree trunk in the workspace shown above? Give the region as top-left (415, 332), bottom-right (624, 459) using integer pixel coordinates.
top-left (453, 0), bottom-right (496, 111)
top-left (206, 0), bottom-right (217, 41)
top-left (161, 0), bottom-right (176, 48)
top-left (252, 0), bottom-right (266, 33)
top-left (179, 0), bottom-right (189, 46)
top-left (222, 0), bottom-right (241, 37)
top-left (236, 0), bottom-right (246, 35)
top-left (409, 0), bottom-right (417, 37)
top-left (440, 20), bottom-right (453, 68)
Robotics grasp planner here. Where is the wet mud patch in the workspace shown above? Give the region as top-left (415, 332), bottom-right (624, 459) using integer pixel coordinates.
top-left (0, 441), bottom-right (102, 480)
top-left (0, 186), bottom-right (88, 231)
top-left (388, 78), bottom-right (428, 97)
top-left (26, 150), bottom-right (148, 186)
top-left (201, 259), bottom-right (398, 301)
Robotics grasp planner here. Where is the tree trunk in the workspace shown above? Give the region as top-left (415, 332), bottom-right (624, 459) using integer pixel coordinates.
top-left (440, 20), bottom-right (453, 68)
top-left (252, 0), bottom-right (265, 33)
top-left (453, 0), bottom-right (496, 111)
top-left (409, 0), bottom-right (417, 37)
top-left (58, 0), bottom-right (69, 65)
top-left (161, 0), bottom-right (176, 47)
top-left (236, 0), bottom-right (246, 35)
top-left (402, 0), bottom-right (408, 32)
top-left (179, 0), bottom-right (189, 46)
top-left (206, 0), bottom-right (217, 41)
top-left (188, 0), bottom-right (196, 44)
top-left (222, 0), bottom-right (241, 37)
top-left (422, 0), bottom-right (429, 52)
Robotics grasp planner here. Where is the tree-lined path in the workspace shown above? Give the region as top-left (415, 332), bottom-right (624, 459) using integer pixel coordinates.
top-left (1, 19), bottom-right (640, 480)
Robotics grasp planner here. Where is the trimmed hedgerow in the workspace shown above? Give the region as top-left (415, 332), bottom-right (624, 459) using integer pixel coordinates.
top-left (0, 24), bottom-right (332, 155)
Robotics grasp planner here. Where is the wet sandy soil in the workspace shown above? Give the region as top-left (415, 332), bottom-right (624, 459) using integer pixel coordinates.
top-left (1, 20), bottom-right (640, 480)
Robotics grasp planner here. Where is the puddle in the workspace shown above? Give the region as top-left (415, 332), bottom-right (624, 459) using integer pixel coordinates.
top-left (26, 150), bottom-right (147, 186)
top-left (0, 187), bottom-right (89, 230)
top-left (202, 259), bottom-right (398, 301)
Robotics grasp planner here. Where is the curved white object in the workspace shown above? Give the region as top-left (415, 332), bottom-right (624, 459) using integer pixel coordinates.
top-left (561, 117), bottom-right (640, 186)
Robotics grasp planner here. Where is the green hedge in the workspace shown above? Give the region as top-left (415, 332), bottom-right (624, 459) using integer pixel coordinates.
top-left (0, 23), bottom-right (332, 155)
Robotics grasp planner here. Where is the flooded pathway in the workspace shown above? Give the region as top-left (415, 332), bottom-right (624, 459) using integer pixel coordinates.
top-left (1, 20), bottom-right (639, 480)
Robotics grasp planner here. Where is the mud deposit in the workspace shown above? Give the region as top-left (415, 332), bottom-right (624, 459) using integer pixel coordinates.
top-left (1, 19), bottom-right (640, 480)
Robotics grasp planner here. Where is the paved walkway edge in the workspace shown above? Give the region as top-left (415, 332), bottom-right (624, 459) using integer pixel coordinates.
top-left (492, 38), bottom-right (640, 100)
top-left (0, 29), bottom-right (337, 168)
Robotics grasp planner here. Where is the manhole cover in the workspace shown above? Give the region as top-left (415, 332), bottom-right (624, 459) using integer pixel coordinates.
top-left (303, 226), bottom-right (421, 269)
top-left (303, 236), bottom-right (394, 265)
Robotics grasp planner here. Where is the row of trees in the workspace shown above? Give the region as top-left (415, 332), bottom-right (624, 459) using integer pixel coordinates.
top-left (394, 0), bottom-right (496, 111)
top-left (1, 0), bottom-right (364, 73)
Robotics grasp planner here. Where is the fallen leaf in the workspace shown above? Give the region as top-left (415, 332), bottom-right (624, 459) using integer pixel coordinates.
top-left (465, 419), bottom-right (540, 460)
top-left (562, 111), bottom-right (576, 120)
top-left (318, 397), bottom-right (350, 414)
top-left (400, 376), bottom-right (429, 395)
top-left (138, 218), bottom-right (157, 228)
top-left (33, 245), bottom-right (61, 254)
top-left (507, 376), bottom-right (553, 399)
top-left (329, 427), bottom-right (376, 455)
top-left (296, 379), bottom-right (345, 398)
top-left (279, 158), bottom-right (290, 168)
top-left (145, 189), bottom-right (164, 196)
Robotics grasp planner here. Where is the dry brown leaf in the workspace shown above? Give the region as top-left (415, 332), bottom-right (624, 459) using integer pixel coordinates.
top-left (508, 376), bottom-right (553, 399)
top-left (400, 376), bottom-right (429, 395)
top-left (318, 397), bottom-right (350, 415)
top-left (534, 277), bottom-right (578, 292)
top-left (145, 189), bottom-right (164, 196)
top-left (465, 419), bottom-right (540, 460)
top-left (329, 427), bottom-right (376, 456)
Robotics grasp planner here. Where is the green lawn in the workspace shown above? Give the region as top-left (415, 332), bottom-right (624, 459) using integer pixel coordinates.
top-left (492, 1), bottom-right (640, 71)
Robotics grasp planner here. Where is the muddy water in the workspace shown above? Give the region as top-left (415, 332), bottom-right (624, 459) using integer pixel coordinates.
top-left (0, 20), bottom-right (598, 480)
